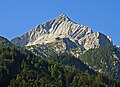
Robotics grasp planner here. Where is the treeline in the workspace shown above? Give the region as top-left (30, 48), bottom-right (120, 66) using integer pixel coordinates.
top-left (0, 46), bottom-right (120, 87)
top-left (49, 52), bottom-right (95, 75)
top-left (79, 46), bottom-right (120, 80)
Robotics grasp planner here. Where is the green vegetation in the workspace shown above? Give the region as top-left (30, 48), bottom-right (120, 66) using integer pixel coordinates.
top-left (26, 44), bottom-right (58, 58)
top-left (0, 37), bottom-right (120, 87)
top-left (0, 36), bottom-right (14, 47)
top-left (27, 44), bottom-right (95, 74)
top-left (79, 46), bottom-right (120, 80)
top-left (0, 46), bottom-right (30, 87)
top-left (0, 46), bottom-right (119, 87)
top-left (49, 52), bottom-right (95, 75)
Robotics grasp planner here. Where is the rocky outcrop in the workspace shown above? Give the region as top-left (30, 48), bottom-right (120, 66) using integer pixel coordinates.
top-left (11, 14), bottom-right (113, 50)
top-left (79, 32), bottom-right (113, 50)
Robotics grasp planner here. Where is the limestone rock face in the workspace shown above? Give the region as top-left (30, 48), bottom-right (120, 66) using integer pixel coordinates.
top-left (80, 32), bottom-right (113, 50)
top-left (11, 14), bottom-right (113, 50)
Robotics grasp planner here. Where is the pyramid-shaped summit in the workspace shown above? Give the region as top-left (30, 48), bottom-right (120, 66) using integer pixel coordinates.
top-left (58, 13), bottom-right (68, 18)
top-left (11, 14), bottom-right (113, 50)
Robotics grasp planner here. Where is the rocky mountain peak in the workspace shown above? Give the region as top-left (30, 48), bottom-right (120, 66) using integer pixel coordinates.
top-left (58, 13), bottom-right (68, 18)
top-left (53, 13), bottom-right (71, 24)
top-left (11, 14), bottom-right (113, 50)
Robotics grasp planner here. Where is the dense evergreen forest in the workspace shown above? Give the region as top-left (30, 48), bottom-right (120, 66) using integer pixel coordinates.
top-left (79, 46), bottom-right (120, 80)
top-left (0, 45), bottom-right (120, 87)
top-left (49, 52), bottom-right (95, 75)
top-left (0, 36), bottom-right (120, 87)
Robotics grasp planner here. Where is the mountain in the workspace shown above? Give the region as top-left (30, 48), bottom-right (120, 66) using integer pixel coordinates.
top-left (26, 39), bottom-right (95, 75)
top-left (79, 46), bottom-right (120, 80)
top-left (11, 14), bottom-right (113, 50)
top-left (0, 36), bottom-right (14, 46)
top-left (26, 40), bottom-right (120, 80)
top-left (49, 52), bottom-right (96, 75)
top-left (0, 13), bottom-right (120, 86)
top-left (26, 38), bottom-right (84, 58)
top-left (10, 14), bottom-right (120, 80)
top-left (0, 45), bottom-right (119, 87)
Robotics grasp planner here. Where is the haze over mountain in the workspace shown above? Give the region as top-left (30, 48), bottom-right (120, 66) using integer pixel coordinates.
top-left (11, 14), bottom-right (113, 50)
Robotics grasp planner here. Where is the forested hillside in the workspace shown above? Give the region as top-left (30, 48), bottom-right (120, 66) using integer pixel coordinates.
top-left (0, 46), bottom-right (119, 87)
top-left (0, 36), bottom-right (14, 46)
top-left (79, 46), bottom-right (120, 80)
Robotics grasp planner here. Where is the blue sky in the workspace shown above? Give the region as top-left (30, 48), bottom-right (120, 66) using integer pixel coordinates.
top-left (0, 0), bottom-right (120, 45)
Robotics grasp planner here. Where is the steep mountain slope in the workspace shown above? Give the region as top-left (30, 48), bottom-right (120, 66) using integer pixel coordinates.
top-left (0, 45), bottom-right (119, 87)
top-left (79, 46), bottom-right (120, 80)
top-left (26, 40), bottom-right (120, 80)
top-left (49, 52), bottom-right (95, 75)
top-left (11, 14), bottom-right (112, 50)
top-left (26, 40), bottom-right (95, 74)
top-left (26, 38), bottom-right (83, 58)
top-left (0, 46), bottom-right (30, 87)
top-left (10, 14), bottom-right (120, 81)
top-left (0, 36), bottom-right (14, 46)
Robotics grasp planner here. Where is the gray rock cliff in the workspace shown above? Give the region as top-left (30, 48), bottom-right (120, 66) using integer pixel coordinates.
top-left (11, 14), bottom-right (113, 50)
